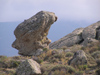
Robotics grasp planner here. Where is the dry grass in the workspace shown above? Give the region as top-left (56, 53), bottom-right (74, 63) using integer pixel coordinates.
top-left (0, 55), bottom-right (30, 75)
top-left (0, 42), bottom-right (100, 75)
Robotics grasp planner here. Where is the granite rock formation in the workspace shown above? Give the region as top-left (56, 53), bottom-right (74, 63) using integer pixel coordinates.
top-left (50, 28), bottom-right (84, 49)
top-left (12, 11), bottom-right (57, 56)
top-left (82, 21), bottom-right (100, 45)
top-left (50, 21), bottom-right (100, 49)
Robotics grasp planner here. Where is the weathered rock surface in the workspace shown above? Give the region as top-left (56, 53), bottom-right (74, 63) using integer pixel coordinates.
top-left (12, 11), bottom-right (57, 56)
top-left (16, 59), bottom-right (41, 75)
top-left (50, 28), bottom-right (84, 49)
top-left (82, 38), bottom-right (98, 46)
top-left (81, 21), bottom-right (100, 46)
top-left (50, 21), bottom-right (100, 49)
top-left (82, 21), bottom-right (100, 40)
top-left (68, 50), bottom-right (87, 66)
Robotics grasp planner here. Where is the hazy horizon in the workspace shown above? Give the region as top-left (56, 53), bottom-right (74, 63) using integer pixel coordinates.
top-left (0, 20), bottom-right (96, 56)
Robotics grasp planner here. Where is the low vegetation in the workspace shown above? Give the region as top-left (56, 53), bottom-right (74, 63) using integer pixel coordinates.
top-left (1, 42), bottom-right (100, 75)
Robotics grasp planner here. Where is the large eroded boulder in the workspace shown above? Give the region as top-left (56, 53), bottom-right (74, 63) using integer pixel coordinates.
top-left (50, 28), bottom-right (84, 49)
top-left (12, 11), bottom-right (57, 56)
top-left (16, 59), bottom-right (41, 75)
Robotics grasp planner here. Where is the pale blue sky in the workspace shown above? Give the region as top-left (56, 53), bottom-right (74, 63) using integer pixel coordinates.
top-left (0, 0), bottom-right (100, 56)
top-left (0, 0), bottom-right (100, 22)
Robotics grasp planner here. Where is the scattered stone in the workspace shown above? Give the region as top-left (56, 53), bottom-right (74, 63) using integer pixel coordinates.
top-left (58, 49), bottom-right (63, 54)
top-left (16, 59), bottom-right (41, 75)
top-left (35, 49), bottom-right (43, 56)
top-left (68, 50), bottom-right (87, 66)
top-left (52, 50), bottom-right (58, 55)
top-left (12, 11), bottom-right (57, 56)
top-left (64, 49), bottom-right (71, 52)
top-left (82, 38), bottom-right (98, 46)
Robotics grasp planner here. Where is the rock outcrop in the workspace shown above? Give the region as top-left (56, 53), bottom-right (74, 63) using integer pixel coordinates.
top-left (50, 28), bottom-right (84, 49)
top-left (82, 38), bottom-right (98, 46)
top-left (16, 59), bottom-right (41, 75)
top-left (82, 21), bottom-right (100, 40)
top-left (82, 21), bottom-right (100, 45)
top-left (68, 50), bottom-right (87, 66)
top-left (12, 11), bottom-right (57, 56)
top-left (50, 21), bottom-right (100, 49)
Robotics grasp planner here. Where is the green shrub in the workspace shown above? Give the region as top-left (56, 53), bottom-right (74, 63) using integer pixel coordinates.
top-left (6, 69), bottom-right (16, 75)
top-left (12, 56), bottom-right (21, 60)
top-left (86, 53), bottom-right (96, 65)
top-left (50, 70), bottom-right (66, 75)
top-left (97, 46), bottom-right (100, 50)
top-left (36, 59), bottom-right (43, 64)
top-left (43, 48), bottom-right (48, 51)
top-left (49, 58), bottom-right (59, 63)
top-left (50, 65), bottom-right (76, 74)
top-left (10, 60), bottom-right (20, 68)
top-left (0, 72), bottom-right (5, 75)
top-left (81, 46), bottom-right (86, 50)
top-left (83, 65), bottom-right (88, 70)
top-left (0, 56), bottom-right (7, 61)
top-left (75, 71), bottom-right (84, 75)
top-left (78, 65), bottom-right (88, 70)
top-left (66, 52), bottom-right (73, 57)
top-left (43, 65), bottom-right (76, 75)
top-left (96, 69), bottom-right (100, 75)
top-left (61, 46), bottom-right (67, 50)
top-left (0, 68), bottom-right (16, 75)
top-left (54, 54), bottom-right (65, 59)
top-left (91, 51), bottom-right (100, 59)
top-left (96, 59), bottom-right (100, 67)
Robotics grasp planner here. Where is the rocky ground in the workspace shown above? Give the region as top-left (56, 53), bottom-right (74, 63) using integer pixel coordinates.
top-left (0, 41), bottom-right (100, 75)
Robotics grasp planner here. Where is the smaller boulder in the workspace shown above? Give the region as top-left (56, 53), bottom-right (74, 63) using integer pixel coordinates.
top-left (64, 49), bottom-right (71, 52)
top-left (58, 49), bottom-right (64, 54)
top-left (68, 50), bottom-right (87, 66)
top-left (16, 59), bottom-right (41, 75)
top-left (35, 49), bottom-right (43, 56)
top-left (52, 50), bottom-right (59, 55)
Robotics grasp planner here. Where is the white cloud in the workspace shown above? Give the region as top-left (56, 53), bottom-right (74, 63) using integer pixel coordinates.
top-left (0, 0), bottom-right (100, 22)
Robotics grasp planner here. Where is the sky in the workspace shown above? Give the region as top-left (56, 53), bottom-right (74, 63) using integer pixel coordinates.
top-left (0, 0), bottom-right (100, 22)
top-left (0, 0), bottom-right (100, 56)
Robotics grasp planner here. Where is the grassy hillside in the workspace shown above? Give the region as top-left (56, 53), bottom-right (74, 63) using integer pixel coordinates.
top-left (0, 41), bottom-right (100, 75)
